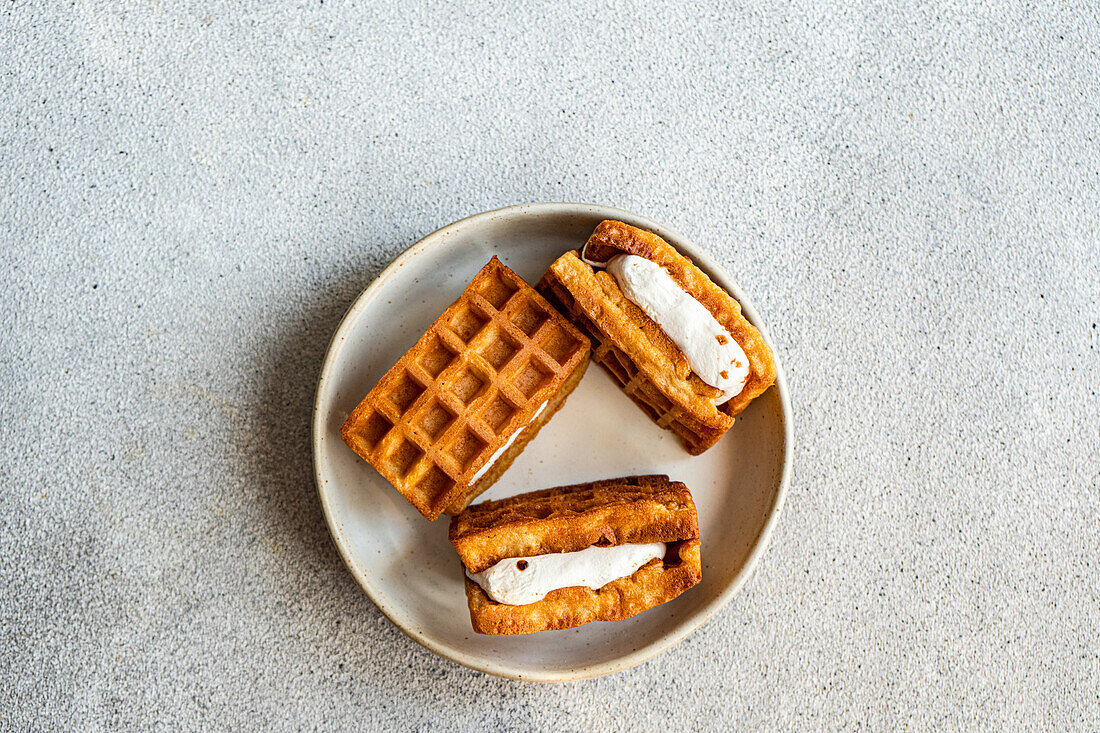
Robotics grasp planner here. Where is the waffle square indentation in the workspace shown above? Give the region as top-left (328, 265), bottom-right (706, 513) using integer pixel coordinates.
top-left (477, 270), bottom-right (519, 309)
top-left (388, 372), bottom-right (425, 413)
top-left (416, 465), bottom-right (455, 499)
top-left (449, 427), bottom-right (488, 470)
top-left (389, 438), bottom-right (423, 477)
top-left (540, 322), bottom-right (582, 365)
top-left (515, 358), bottom-right (553, 399)
top-left (418, 400), bottom-right (456, 439)
top-left (451, 367), bottom-right (487, 405)
top-left (511, 301), bottom-right (550, 337)
top-left (418, 335), bottom-right (457, 378)
top-left (358, 412), bottom-right (394, 449)
top-left (479, 329), bottom-right (519, 369)
top-left (449, 308), bottom-right (488, 342)
top-left (480, 394), bottom-right (519, 433)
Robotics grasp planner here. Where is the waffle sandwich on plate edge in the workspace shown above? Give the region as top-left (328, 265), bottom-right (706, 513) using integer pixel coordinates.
top-left (538, 220), bottom-right (777, 455)
top-left (449, 475), bottom-right (701, 635)
top-left (340, 221), bottom-right (776, 635)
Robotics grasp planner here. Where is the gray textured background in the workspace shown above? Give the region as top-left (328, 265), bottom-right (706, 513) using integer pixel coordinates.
top-left (2, 0), bottom-right (1098, 729)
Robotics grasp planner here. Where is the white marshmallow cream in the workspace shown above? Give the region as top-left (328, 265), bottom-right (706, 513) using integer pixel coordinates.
top-left (606, 255), bottom-right (749, 404)
top-left (466, 542), bottom-right (666, 606)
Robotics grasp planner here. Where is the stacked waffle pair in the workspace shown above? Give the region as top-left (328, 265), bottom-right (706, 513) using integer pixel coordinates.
top-left (339, 257), bottom-right (589, 520)
top-left (341, 222), bottom-right (775, 634)
top-left (538, 220), bottom-right (777, 454)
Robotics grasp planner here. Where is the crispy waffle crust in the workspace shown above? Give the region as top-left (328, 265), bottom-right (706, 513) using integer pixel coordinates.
top-left (450, 475), bottom-right (699, 571)
top-left (449, 475), bottom-right (702, 635)
top-left (462, 540), bottom-right (701, 635)
top-left (538, 220), bottom-right (776, 454)
top-left (341, 257), bottom-right (590, 520)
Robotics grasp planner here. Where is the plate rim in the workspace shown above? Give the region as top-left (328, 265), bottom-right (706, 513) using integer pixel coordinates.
top-left (312, 202), bottom-right (793, 682)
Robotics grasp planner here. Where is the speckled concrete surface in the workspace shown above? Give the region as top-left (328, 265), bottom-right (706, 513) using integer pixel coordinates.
top-left (2, 1), bottom-right (1098, 729)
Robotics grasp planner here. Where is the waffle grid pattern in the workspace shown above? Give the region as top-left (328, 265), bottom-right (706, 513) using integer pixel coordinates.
top-left (342, 258), bottom-right (587, 519)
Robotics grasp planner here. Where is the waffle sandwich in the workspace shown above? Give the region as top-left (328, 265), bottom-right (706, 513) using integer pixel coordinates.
top-left (341, 257), bottom-right (590, 520)
top-left (449, 475), bottom-right (701, 635)
top-left (538, 221), bottom-right (776, 454)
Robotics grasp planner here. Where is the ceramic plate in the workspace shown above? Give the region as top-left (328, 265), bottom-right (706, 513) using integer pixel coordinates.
top-left (313, 203), bottom-right (792, 681)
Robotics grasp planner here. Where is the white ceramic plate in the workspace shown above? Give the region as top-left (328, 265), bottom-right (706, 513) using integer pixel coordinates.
top-left (313, 203), bottom-right (792, 681)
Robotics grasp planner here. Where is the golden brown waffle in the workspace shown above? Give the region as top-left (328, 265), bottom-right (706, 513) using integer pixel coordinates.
top-left (538, 220), bottom-right (776, 454)
top-left (450, 475), bottom-right (699, 572)
top-left (462, 540), bottom-right (701, 634)
top-left (449, 475), bottom-right (701, 634)
top-left (341, 257), bottom-right (590, 520)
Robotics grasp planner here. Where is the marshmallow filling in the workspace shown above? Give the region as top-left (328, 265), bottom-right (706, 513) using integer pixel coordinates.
top-left (466, 542), bottom-right (667, 606)
top-left (604, 254), bottom-right (749, 404)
